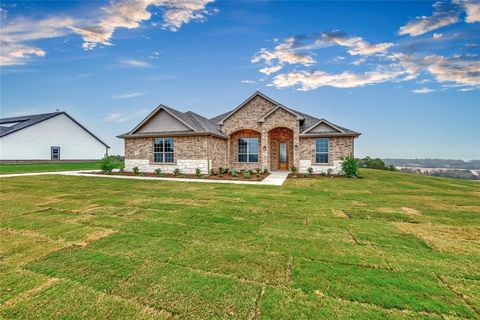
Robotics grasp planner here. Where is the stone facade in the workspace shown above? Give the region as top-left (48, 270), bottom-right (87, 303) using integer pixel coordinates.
top-left (299, 136), bottom-right (354, 174)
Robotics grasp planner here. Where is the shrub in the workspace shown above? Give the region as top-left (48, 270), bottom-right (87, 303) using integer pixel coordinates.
top-left (263, 168), bottom-right (269, 175)
top-left (210, 168), bottom-right (216, 175)
top-left (256, 172), bottom-right (260, 178)
top-left (242, 170), bottom-right (251, 179)
top-left (327, 168), bottom-right (333, 176)
top-left (195, 168), bottom-right (202, 177)
top-left (219, 167), bottom-right (225, 174)
top-left (100, 155), bottom-right (117, 173)
top-left (154, 168), bottom-right (162, 176)
top-left (231, 169), bottom-right (238, 177)
top-left (291, 166), bottom-right (298, 175)
top-left (173, 168), bottom-right (180, 176)
top-left (342, 156), bottom-right (358, 177)
top-left (303, 173), bottom-right (309, 178)
top-left (255, 168), bottom-right (261, 174)
top-left (132, 166), bottom-right (140, 174)
top-left (308, 167), bottom-right (314, 174)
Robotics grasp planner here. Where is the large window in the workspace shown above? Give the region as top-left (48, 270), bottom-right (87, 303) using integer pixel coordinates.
top-left (238, 137), bottom-right (258, 162)
top-left (315, 138), bottom-right (329, 164)
top-left (153, 138), bottom-right (174, 163)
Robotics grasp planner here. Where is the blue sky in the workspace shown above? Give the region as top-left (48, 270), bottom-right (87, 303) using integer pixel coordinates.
top-left (1, 0), bottom-right (479, 159)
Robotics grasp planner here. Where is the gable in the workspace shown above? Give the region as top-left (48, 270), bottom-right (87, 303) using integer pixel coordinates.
top-left (135, 110), bottom-right (193, 133)
top-left (309, 122), bottom-right (341, 133)
top-left (218, 92), bottom-right (278, 125)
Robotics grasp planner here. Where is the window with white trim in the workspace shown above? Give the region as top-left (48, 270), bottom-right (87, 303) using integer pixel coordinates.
top-left (153, 138), bottom-right (174, 163)
top-left (315, 138), bottom-right (329, 163)
top-left (238, 137), bottom-right (258, 162)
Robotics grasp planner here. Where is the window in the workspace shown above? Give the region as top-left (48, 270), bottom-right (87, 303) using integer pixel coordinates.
top-left (315, 138), bottom-right (329, 163)
top-left (238, 137), bottom-right (258, 162)
top-left (153, 138), bottom-right (174, 163)
top-left (51, 146), bottom-right (60, 160)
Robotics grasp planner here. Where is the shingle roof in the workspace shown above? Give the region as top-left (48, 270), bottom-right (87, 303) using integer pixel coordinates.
top-left (0, 112), bottom-right (110, 147)
top-left (120, 92), bottom-right (360, 139)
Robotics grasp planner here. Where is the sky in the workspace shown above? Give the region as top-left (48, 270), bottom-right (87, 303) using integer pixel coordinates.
top-left (1, 0), bottom-right (479, 160)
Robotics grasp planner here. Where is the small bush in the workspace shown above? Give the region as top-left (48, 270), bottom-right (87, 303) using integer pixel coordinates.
top-left (174, 168), bottom-right (180, 176)
top-left (100, 155), bottom-right (117, 173)
top-left (154, 168), bottom-right (162, 176)
top-left (256, 172), bottom-right (260, 178)
top-left (219, 167), bottom-right (225, 174)
top-left (291, 166), bottom-right (298, 175)
top-left (303, 173), bottom-right (309, 178)
top-left (327, 168), bottom-right (333, 176)
top-left (242, 170), bottom-right (251, 179)
top-left (263, 168), bottom-right (269, 175)
top-left (210, 168), bottom-right (216, 175)
top-left (308, 167), bottom-right (314, 174)
top-left (342, 156), bottom-right (358, 177)
top-left (231, 169), bottom-right (238, 177)
top-left (255, 168), bottom-right (261, 174)
top-left (132, 166), bottom-right (140, 174)
top-left (195, 168), bottom-right (201, 177)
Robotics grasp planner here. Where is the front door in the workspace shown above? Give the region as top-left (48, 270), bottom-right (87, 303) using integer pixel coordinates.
top-left (279, 142), bottom-right (288, 170)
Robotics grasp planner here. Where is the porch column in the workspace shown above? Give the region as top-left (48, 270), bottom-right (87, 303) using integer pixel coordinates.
top-left (261, 128), bottom-right (269, 170)
top-left (293, 130), bottom-right (300, 169)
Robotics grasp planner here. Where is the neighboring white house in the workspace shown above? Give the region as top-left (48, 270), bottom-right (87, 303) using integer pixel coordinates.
top-left (0, 112), bottom-right (109, 161)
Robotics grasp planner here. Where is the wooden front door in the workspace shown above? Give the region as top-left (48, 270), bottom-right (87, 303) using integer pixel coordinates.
top-left (279, 142), bottom-right (288, 170)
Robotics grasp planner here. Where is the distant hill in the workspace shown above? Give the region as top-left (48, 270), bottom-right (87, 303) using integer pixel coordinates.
top-left (383, 159), bottom-right (480, 170)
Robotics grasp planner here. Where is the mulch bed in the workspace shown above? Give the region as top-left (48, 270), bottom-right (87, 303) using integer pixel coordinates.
top-left (89, 171), bottom-right (269, 181)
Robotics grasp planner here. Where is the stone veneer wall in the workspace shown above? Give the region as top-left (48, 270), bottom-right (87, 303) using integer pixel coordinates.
top-left (124, 136), bottom-right (219, 174)
top-left (299, 136), bottom-right (354, 173)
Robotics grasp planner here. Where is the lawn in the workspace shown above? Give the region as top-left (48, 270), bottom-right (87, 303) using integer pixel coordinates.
top-left (0, 169), bottom-right (479, 319)
top-left (0, 161), bottom-right (103, 175)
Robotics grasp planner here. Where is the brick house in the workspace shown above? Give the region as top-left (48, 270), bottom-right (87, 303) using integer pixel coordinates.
top-left (118, 92), bottom-right (360, 174)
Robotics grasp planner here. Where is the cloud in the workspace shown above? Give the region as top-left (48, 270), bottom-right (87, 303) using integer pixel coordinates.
top-left (71, 0), bottom-right (216, 49)
top-left (113, 91), bottom-right (145, 99)
top-left (399, 0), bottom-right (479, 37)
top-left (399, 1), bottom-right (461, 36)
top-left (241, 80), bottom-right (257, 84)
top-left (413, 87), bottom-right (436, 94)
top-left (259, 65), bottom-right (283, 75)
top-left (0, 16), bottom-right (75, 66)
top-left (0, 41), bottom-right (45, 66)
top-left (271, 68), bottom-right (402, 91)
top-left (120, 59), bottom-right (151, 68)
top-left (433, 32), bottom-right (444, 39)
top-left (316, 31), bottom-right (393, 56)
top-left (455, 0), bottom-right (480, 22)
top-left (103, 112), bottom-right (128, 123)
top-left (423, 54), bottom-right (480, 86)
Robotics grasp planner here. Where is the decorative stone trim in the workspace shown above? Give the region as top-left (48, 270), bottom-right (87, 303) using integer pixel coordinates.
top-left (125, 159), bottom-right (210, 174)
top-left (299, 160), bottom-right (343, 174)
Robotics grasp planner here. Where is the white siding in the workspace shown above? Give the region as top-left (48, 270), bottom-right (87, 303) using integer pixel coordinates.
top-left (0, 114), bottom-right (107, 160)
top-left (309, 122), bottom-right (339, 133)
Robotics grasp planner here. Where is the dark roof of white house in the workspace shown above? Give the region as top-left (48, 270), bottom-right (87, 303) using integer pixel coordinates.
top-left (119, 92), bottom-right (360, 138)
top-left (0, 112), bottom-right (110, 148)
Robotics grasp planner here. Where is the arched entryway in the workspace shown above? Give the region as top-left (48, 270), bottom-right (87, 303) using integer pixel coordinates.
top-left (268, 127), bottom-right (293, 171)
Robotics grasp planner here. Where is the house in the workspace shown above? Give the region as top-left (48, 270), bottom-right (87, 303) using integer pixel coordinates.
top-left (118, 92), bottom-right (360, 174)
top-left (0, 112), bottom-right (109, 162)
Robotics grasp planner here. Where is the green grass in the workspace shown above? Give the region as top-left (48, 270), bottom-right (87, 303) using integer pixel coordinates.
top-left (0, 169), bottom-right (479, 319)
top-left (0, 161), bottom-right (102, 174)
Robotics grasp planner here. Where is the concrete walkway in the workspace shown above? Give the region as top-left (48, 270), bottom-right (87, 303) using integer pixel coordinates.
top-left (0, 170), bottom-right (290, 186)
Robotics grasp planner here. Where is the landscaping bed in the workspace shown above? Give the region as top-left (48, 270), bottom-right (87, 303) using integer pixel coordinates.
top-left (90, 170), bottom-right (270, 181)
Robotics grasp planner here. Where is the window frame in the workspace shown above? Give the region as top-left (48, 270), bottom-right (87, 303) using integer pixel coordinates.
top-left (153, 138), bottom-right (175, 163)
top-left (51, 146), bottom-right (60, 160)
top-left (238, 137), bottom-right (259, 163)
top-left (315, 138), bottom-right (329, 164)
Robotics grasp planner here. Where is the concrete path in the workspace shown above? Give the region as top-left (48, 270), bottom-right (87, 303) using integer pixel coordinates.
top-left (0, 170), bottom-right (289, 186)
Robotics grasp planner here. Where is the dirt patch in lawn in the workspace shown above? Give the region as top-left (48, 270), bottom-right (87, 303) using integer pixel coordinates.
top-left (75, 229), bottom-right (116, 247)
top-left (90, 171), bottom-right (269, 181)
top-left (331, 209), bottom-right (348, 218)
top-left (394, 222), bottom-right (480, 255)
top-left (401, 207), bottom-right (421, 216)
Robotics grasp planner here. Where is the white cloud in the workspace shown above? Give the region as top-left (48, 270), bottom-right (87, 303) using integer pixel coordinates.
top-left (72, 0), bottom-right (216, 49)
top-left (399, 1), bottom-right (461, 36)
top-left (0, 41), bottom-right (45, 66)
top-left (423, 54), bottom-right (480, 86)
top-left (113, 91), bottom-right (145, 99)
top-left (120, 59), bottom-right (151, 68)
top-left (0, 16), bottom-right (75, 66)
top-left (413, 87), bottom-right (436, 94)
top-left (271, 68), bottom-right (402, 91)
top-left (317, 31), bottom-right (393, 56)
top-left (433, 32), bottom-right (443, 39)
top-left (259, 65), bottom-right (283, 75)
top-left (454, 0), bottom-right (480, 22)
top-left (241, 80), bottom-right (257, 84)
top-left (103, 112), bottom-right (128, 123)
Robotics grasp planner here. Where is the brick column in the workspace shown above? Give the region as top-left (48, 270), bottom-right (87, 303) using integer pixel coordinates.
top-left (261, 128), bottom-right (269, 170)
top-left (293, 129), bottom-right (300, 169)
